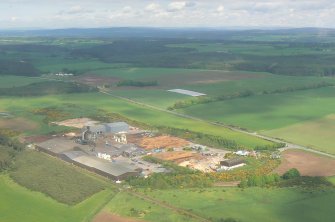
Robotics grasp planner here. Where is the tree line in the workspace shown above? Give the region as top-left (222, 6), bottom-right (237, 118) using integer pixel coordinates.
top-left (0, 81), bottom-right (97, 97)
top-left (116, 80), bottom-right (158, 87)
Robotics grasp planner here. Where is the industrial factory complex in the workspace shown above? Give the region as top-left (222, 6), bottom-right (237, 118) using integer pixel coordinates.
top-left (32, 118), bottom-right (251, 182)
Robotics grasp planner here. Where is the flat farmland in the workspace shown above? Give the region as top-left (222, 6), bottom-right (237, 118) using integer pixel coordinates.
top-left (265, 115), bottom-right (335, 154)
top-left (100, 68), bottom-right (334, 109)
top-left (143, 187), bottom-right (335, 222)
top-left (91, 68), bottom-right (265, 86)
top-left (180, 87), bottom-right (335, 131)
top-left (180, 87), bottom-right (335, 154)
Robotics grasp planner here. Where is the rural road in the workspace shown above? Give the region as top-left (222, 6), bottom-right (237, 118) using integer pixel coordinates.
top-left (99, 89), bottom-right (335, 159)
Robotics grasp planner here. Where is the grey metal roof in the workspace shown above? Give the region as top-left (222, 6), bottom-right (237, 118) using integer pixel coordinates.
top-left (37, 138), bottom-right (79, 153)
top-left (62, 151), bottom-right (86, 159)
top-left (70, 155), bottom-right (138, 177)
top-left (104, 122), bottom-right (129, 133)
top-left (220, 158), bottom-right (245, 167)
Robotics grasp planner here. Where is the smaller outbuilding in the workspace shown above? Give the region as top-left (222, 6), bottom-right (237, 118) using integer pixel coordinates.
top-left (219, 158), bottom-right (246, 171)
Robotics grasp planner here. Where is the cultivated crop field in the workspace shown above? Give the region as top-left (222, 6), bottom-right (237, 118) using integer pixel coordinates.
top-left (274, 149), bottom-right (335, 176)
top-left (0, 175), bottom-right (115, 222)
top-left (265, 115), bottom-right (335, 154)
top-left (10, 151), bottom-right (108, 205)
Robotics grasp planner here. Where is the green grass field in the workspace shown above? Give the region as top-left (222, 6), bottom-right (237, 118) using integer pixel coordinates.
top-left (143, 187), bottom-right (335, 222)
top-left (180, 87), bottom-right (335, 131)
top-left (0, 76), bottom-right (44, 88)
top-left (10, 151), bottom-right (107, 205)
top-left (0, 92), bottom-right (274, 149)
top-left (264, 114), bottom-right (335, 154)
top-left (0, 174), bottom-right (115, 222)
top-left (102, 191), bottom-right (201, 222)
top-left (329, 177), bottom-right (335, 185)
top-left (179, 87), bottom-right (335, 153)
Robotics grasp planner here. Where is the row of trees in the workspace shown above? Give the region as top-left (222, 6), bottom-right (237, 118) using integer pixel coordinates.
top-left (157, 126), bottom-right (284, 151)
top-left (116, 80), bottom-right (158, 87)
top-left (0, 81), bottom-right (98, 97)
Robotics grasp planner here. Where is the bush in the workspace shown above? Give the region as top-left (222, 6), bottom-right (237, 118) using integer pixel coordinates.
top-left (282, 168), bottom-right (300, 180)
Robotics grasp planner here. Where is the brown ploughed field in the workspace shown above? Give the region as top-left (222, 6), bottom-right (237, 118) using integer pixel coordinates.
top-left (274, 149), bottom-right (335, 176)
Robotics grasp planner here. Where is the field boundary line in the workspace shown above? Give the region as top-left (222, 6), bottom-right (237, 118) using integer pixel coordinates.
top-left (126, 189), bottom-right (211, 222)
top-left (82, 189), bottom-right (120, 222)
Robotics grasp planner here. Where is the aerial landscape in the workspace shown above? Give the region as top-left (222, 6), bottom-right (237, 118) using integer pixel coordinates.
top-left (0, 1), bottom-right (335, 222)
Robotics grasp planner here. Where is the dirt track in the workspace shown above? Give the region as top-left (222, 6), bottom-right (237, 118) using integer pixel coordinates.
top-left (93, 212), bottom-right (145, 222)
top-left (274, 149), bottom-right (335, 176)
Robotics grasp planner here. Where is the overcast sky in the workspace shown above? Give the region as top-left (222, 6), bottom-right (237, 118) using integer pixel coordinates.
top-left (1, 0), bottom-right (335, 29)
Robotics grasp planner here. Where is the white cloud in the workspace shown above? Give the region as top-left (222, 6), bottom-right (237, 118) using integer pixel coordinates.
top-left (145, 3), bottom-right (160, 12)
top-left (217, 5), bottom-right (224, 14)
top-left (1, 0), bottom-right (335, 28)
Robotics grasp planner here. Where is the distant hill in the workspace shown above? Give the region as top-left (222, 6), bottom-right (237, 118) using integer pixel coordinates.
top-left (1, 27), bottom-right (335, 40)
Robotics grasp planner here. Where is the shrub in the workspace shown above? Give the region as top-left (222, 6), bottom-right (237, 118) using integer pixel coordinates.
top-left (282, 168), bottom-right (300, 180)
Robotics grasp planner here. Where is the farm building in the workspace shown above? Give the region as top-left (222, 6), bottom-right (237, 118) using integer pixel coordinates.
top-left (219, 158), bottom-right (246, 171)
top-left (60, 151), bottom-right (141, 180)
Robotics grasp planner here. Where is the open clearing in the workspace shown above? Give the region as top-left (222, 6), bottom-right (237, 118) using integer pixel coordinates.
top-left (274, 149), bottom-right (335, 176)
